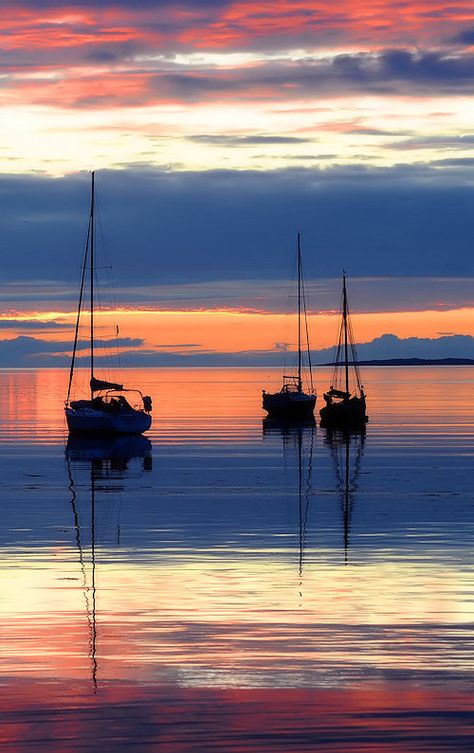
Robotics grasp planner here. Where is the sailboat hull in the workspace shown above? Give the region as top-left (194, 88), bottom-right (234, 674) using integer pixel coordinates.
top-left (263, 391), bottom-right (316, 420)
top-left (319, 396), bottom-right (367, 428)
top-left (65, 407), bottom-right (151, 435)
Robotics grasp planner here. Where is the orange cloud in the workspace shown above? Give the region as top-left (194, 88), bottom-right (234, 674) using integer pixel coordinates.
top-left (1, 306), bottom-right (473, 358)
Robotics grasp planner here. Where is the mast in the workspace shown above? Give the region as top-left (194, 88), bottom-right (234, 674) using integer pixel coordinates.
top-left (343, 272), bottom-right (349, 396)
top-left (297, 233), bottom-right (302, 392)
top-left (90, 171), bottom-right (95, 400)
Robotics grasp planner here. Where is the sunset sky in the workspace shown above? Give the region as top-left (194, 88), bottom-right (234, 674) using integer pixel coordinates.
top-left (0, 1), bottom-right (473, 366)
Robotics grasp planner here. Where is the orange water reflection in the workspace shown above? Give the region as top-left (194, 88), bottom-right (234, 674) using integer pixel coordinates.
top-left (0, 366), bottom-right (473, 446)
top-left (1, 367), bottom-right (473, 752)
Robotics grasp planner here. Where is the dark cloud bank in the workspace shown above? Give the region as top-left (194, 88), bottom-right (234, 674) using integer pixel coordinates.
top-left (1, 165), bottom-right (473, 291)
top-left (149, 50), bottom-right (474, 101)
top-left (1, 333), bottom-right (472, 367)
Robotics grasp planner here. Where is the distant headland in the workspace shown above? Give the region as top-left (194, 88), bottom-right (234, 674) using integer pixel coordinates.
top-left (323, 358), bottom-right (474, 367)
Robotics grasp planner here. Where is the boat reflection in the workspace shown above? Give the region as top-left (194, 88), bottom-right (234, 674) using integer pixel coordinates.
top-left (65, 435), bottom-right (153, 692)
top-left (261, 416), bottom-right (316, 441)
top-left (66, 434), bottom-right (152, 474)
top-left (262, 418), bottom-right (315, 582)
top-left (324, 427), bottom-right (365, 564)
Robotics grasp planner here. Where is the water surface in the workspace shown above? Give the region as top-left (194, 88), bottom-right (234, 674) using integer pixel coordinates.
top-left (1, 367), bottom-right (473, 751)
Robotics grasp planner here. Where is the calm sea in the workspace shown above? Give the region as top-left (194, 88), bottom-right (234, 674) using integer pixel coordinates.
top-left (0, 366), bottom-right (473, 752)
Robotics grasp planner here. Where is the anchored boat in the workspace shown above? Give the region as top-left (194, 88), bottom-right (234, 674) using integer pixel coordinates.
top-left (319, 273), bottom-right (368, 428)
top-left (65, 172), bottom-right (152, 435)
top-left (262, 234), bottom-right (316, 420)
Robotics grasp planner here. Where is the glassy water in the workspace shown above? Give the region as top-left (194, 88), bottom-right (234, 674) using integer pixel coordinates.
top-left (1, 367), bottom-right (473, 751)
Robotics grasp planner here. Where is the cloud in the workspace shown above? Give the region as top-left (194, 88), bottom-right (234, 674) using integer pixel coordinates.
top-left (0, 335), bottom-right (144, 366)
top-left (430, 157), bottom-right (474, 167)
top-left (1, 1), bottom-right (471, 62)
top-left (0, 166), bottom-right (472, 295)
top-left (151, 342), bottom-right (202, 349)
top-left (1, 332), bottom-right (472, 367)
top-left (452, 28), bottom-right (474, 46)
top-left (122, 332), bottom-right (474, 365)
top-left (139, 51), bottom-right (474, 105)
top-left (188, 134), bottom-right (313, 145)
top-left (389, 135), bottom-right (474, 150)
top-left (0, 319), bottom-right (70, 329)
top-left (0, 3), bottom-right (472, 124)
top-left (3, 43), bottom-right (474, 109)
top-left (320, 333), bottom-right (474, 362)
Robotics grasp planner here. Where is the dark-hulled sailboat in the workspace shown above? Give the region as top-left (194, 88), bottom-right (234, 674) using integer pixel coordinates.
top-left (262, 234), bottom-right (316, 420)
top-left (65, 172), bottom-right (152, 435)
top-left (319, 273), bottom-right (368, 428)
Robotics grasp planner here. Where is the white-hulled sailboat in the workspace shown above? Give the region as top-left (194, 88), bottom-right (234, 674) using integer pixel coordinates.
top-left (65, 172), bottom-right (152, 435)
top-left (262, 233), bottom-right (316, 420)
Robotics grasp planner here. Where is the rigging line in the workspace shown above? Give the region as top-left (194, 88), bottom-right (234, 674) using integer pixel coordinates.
top-left (93, 265), bottom-right (116, 384)
top-left (66, 218), bottom-right (91, 405)
top-left (332, 289), bottom-right (345, 389)
top-left (342, 276), bottom-right (362, 394)
top-left (283, 254), bottom-right (298, 379)
top-left (96, 182), bottom-right (123, 376)
top-left (345, 299), bottom-right (361, 392)
top-left (343, 275), bottom-right (349, 396)
top-left (300, 259), bottom-right (314, 393)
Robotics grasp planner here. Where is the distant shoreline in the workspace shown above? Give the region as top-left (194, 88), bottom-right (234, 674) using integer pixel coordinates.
top-left (0, 358), bottom-right (473, 371)
top-left (323, 358), bottom-right (474, 367)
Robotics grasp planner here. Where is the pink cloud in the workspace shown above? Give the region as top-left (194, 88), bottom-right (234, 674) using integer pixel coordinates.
top-left (0, 2), bottom-right (472, 59)
top-left (0, 3), bottom-right (471, 111)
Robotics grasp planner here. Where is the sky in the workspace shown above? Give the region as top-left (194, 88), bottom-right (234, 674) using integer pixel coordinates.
top-left (0, 0), bottom-right (473, 366)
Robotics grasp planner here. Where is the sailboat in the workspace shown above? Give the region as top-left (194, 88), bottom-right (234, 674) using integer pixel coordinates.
top-left (262, 234), bottom-right (316, 420)
top-left (319, 273), bottom-right (368, 428)
top-left (65, 172), bottom-right (152, 435)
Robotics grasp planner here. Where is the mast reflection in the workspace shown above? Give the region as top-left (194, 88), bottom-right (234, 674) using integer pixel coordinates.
top-left (262, 418), bottom-right (315, 583)
top-left (65, 434), bottom-right (152, 692)
top-left (324, 428), bottom-right (365, 564)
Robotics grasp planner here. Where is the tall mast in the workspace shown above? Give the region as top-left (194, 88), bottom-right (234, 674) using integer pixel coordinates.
top-left (297, 233), bottom-right (302, 392)
top-left (343, 272), bottom-right (349, 395)
top-left (90, 171), bottom-right (95, 400)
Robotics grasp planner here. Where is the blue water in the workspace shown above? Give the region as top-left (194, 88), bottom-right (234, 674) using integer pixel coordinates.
top-left (0, 366), bottom-right (473, 751)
